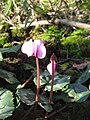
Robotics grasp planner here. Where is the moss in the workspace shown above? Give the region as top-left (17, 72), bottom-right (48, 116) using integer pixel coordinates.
top-left (0, 33), bottom-right (8, 46)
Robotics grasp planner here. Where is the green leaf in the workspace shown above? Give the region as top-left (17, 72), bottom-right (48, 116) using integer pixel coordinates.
top-left (0, 45), bottom-right (21, 54)
top-left (23, 0), bottom-right (27, 10)
top-left (45, 75), bottom-right (70, 91)
top-left (0, 88), bottom-right (14, 119)
top-left (33, 70), bottom-right (51, 86)
top-left (25, 12), bottom-right (31, 27)
top-left (0, 68), bottom-right (19, 84)
top-left (69, 83), bottom-right (89, 103)
top-left (16, 88), bottom-right (35, 105)
top-left (53, 94), bottom-right (75, 103)
top-left (4, 0), bottom-right (12, 15)
top-left (55, 83), bottom-right (90, 103)
top-left (22, 63), bottom-right (36, 71)
top-left (64, 83), bottom-right (90, 103)
top-left (76, 64), bottom-right (90, 84)
top-left (16, 87), bottom-right (53, 112)
top-left (39, 95), bottom-right (53, 112)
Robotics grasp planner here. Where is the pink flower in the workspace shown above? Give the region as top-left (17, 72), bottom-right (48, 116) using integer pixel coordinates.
top-left (47, 53), bottom-right (57, 104)
top-left (47, 53), bottom-right (57, 75)
top-left (21, 39), bottom-right (46, 59)
top-left (47, 61), bottom-right (56, 75)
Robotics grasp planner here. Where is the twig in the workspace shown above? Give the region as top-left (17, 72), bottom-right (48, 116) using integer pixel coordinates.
top-left (19, 19), bottom-right (90, 30)
top-left (21, 74), bottom-right (34, 88)
top-left (12, 0), bottom-right (18, 11)
top-left (57, 58), bottom-right (82, 64)
top-left (22, 105), bottom-right (34, 120)
top-left (48, 105), bottom-right (67, 118)
top-left (0, 13), bottom-right (14, 26)
top-left (55, 19), bottom-right (90, 30)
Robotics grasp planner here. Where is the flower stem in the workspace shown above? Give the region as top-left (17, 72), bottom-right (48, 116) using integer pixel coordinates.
top-left (35, 57), bottom-right (40, 106)
top-left (49, 60), bottom-right (54, 103)
top-left (45, 60), bottom-right (54, 119)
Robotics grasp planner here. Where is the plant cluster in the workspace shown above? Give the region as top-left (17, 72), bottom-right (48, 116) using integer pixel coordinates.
top-left (0, 39), bottom-right (90, 120)
top-left (0, 0), bottom-right (90, 119)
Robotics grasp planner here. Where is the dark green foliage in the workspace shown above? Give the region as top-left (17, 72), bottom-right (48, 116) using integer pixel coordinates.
top-left (76, 64), bottom-right (90, 84)
top-left (0, 44), bottom-right (89, 119)
top-left (0, 68), bottom-right (19, 84)
top-left (16, 85), bottom-right (53, 112)
top-left (0, 88), bottom-right (14, 119)
top-left (45, 75), bottom-right (70, 91)
top-left (33, 68), bottom-right (90, 103)
top-left (16, 86), bottom-right (36, 106)
top-left (0, 45), bottom-right (21, 54)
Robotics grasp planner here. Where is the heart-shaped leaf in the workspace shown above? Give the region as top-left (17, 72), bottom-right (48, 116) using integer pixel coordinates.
top-left (63, 83), bottom-right (90, 103)
top-left (22, 63), bottom-right (36, 70)
top-left (39, 95), bottom-right (53, 112)
top-left (16, 87), bottom-right (35, 105)
top-left (0, 45), bottom-right (21, 54)
top-left (53, 94), bottom-right (75, 103)
top-left (33, 70), bottom-right (51, 86)
top-left (0, 68), bottom-right (19, 84)
top-left (45, 75), bottom-right (70, 91)
top-left (0, 88), bottom-right (14, 119)
top-left (76, 64), bottom-right (90, 84)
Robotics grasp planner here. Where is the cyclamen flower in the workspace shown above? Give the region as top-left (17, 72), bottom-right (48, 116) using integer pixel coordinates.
top-left (21, 39), bottom-right (46, 106)
top-left (46, 53), bottom-right (57, 108)
top-left (21, 39), bottom-right (46, 59)
top-left (47, 62), bottom-right (56, 75)
top-left (47, 53), bottom-right (57, 75)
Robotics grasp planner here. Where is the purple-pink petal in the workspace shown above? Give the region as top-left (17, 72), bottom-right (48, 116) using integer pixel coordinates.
top-left (21, 40), bottom-right (34, 57)
top-left (47, 62), bottom-right (56, 75)
top-left (34, 40), bottom-right (46, 59)
top-left (33, 43), bottom-right (38, 57)
top-left (34, 40), bottom-right (43, 46)
top-left (37, 44), bottom-right (46, 59)
top-left (21, 39), bottom-right (46, 59)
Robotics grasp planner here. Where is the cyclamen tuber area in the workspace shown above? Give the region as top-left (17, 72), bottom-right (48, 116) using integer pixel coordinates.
top-left (0, 0), bottom-right (90, 120)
